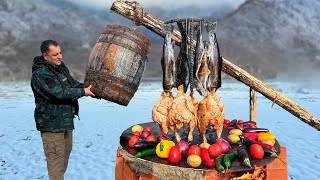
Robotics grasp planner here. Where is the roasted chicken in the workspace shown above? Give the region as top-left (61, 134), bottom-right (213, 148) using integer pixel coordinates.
top-left (168, 85), bottom-right (197, 142)
top-left (197, 89), bottom-right (225, 143)
top-left (152, 92), bottom-right (174, 134)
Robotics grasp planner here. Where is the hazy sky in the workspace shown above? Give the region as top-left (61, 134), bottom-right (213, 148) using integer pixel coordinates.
top-left (66, 0), bottom-right (245, 9)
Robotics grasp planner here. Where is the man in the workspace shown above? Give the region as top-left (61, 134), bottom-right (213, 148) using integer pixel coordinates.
top-left (31, 40), bottom-right (95, 180)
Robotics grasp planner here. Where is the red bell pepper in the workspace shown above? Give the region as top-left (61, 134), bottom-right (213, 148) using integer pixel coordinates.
top-left (242, 132), bottom-right (258, 141)
top-left (256, 141), bottom-right (275, 151)
top-left (201, 148), bottom-right (215, 167)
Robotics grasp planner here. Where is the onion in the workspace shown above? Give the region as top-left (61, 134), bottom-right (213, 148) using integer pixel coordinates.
top-left (176, 140), bottom-right (190, 157)
top-left (140, 130), bottom-right (150, 138)
top-left (156, 133), bottom-right (168, 142)
top-left (216, 138), bottom-right (231, 153)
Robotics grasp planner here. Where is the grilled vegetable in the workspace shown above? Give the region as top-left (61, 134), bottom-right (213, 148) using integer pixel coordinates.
top-left (242, 128), bottom-right (269, 133)
top-left (176, 140), bottom-right (190, 157)
top-left (201, 148), bottom-right (215, 167)
top-left (215, 154), bottom-right (225, 172)
top-left (228, 119), bottom-right (238, 127)
top-left (257, 132), bottom-right (275, 145)
top-left (242, 132), bottom-right (258, 141)
top-left (223, 153), bottom-right (238, 169)
top-left (234, 123), bottom-right (249, 131)
top-left (131, 125), bottom-right (143, 133)
top-left (156, 140), bottom-right (175, 158)
top-left (168, 146), bottom-right (182, 163)
top-left (249, 144), bottom-right (264, 159)
top-left (227, 134), bottom-right (241, 144)
top-left (120, 133), bottom-right (133, 142)
top-left (134, 148), bottom-right (156, 158)
top-left (216, 139), bottom-right (231, 154)
top-left (187, 154), bottom-right (202, 168)
top-left (133, 141), bottom-right (157, 151)
top-left (128, 135), bottom-right (140, 147)
top-left (156, 133), bottom-right (169, 143)
top-left (256, 141), bottom-right (275, 151)
top-left (240, 121), bottom-right (257, 125)
top-left (229, 129), bottom-right (243, 136)
top-left (237, 145), bottom-right (252, 168)
top-left (242, 138), bottom-right (283, 162)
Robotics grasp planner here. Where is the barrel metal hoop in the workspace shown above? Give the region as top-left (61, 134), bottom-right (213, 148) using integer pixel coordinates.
top-left (102, 29), bottom-right (150, 51)
top-left (103, 26), bottom-right (151, 48)
top-left (98, 36), bottom-right (148, 60)
top-left (85, 69), bottom-right (138, 95)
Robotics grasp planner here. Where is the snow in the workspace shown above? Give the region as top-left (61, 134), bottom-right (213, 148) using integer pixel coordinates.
top-left (0, 80), bottom-right (319, 180)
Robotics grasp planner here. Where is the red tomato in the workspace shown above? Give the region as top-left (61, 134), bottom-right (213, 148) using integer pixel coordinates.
top-left (208, 144), bottom-right (223, 158)
top-left (238, 120), bottom-right (244, 124)
top-left (168, 146), bottom-right (181, 163)
top-left (144, 127), bottom-right (153, 134)
top-left (187, 145), bottom-right (201, 157)
top-left (133, 131), bottom-right (141, 136)
top-left (128, 135), bottom-right (140, 147)
top-left (248, 123), bottom-right (257, 128)
top-left (146, 135), bottom-right (156, 142)
top-left (224, 119), bottom-right (230, 125)
top-left (250, 144), bottom-right (264, 159)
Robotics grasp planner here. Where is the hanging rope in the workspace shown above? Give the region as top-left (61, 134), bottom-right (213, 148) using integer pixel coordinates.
top-left (189, 20), bottom-right (195, 93)
top-left (125, 1), bottom-right (144, 26)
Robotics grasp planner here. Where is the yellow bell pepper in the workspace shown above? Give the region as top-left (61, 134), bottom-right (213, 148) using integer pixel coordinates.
top-left (258, 132), bottom-right (275, 145)
top-left (156, 140), bottom-right (175, 158)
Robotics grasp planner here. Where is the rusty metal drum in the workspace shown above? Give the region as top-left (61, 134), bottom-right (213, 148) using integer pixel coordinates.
top-left (84, 24), bottom-right (151, 106)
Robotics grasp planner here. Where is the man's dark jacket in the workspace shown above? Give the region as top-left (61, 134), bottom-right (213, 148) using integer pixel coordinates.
top-left (31, 56), bottom-right (85, 132)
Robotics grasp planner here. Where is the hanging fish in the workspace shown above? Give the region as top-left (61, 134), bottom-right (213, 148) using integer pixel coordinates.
top-left (198, 41), bottom-right (211, 95)
top-left (205, 21), bottom-right (222, 92)
top-left (176, 20), bottom-right (190, 92)
top-left (193, 22), bottom-right (209, 96)
top-left (161, 23), bottom-right (175, 93)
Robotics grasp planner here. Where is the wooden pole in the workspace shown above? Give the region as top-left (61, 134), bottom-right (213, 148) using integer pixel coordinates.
top-left (110, 1), bottom-right (182, 45)
top-left (110, 0), bottom-right (320, 131)
top-left (250, 88), bottom-right (257, 122)
top-left (222, 59), bottom-right (320, 130)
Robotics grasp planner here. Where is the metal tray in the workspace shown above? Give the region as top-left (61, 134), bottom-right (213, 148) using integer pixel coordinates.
top-left (120, 122), bottom-right (280, 172)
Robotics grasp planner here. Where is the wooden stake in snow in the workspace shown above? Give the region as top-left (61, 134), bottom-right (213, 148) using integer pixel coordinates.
top-left (250, 88), bottom-right (257, 122)
top-left (110, 0), bottom-right (320, 131)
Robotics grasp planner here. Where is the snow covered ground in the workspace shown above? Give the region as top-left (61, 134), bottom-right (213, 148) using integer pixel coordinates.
top-left (0, 80), bottom-right (319, 180)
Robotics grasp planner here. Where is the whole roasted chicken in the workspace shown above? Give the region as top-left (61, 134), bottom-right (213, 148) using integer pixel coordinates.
top-left (152, 92), bottom-right (174, 134)
top-left (167, 85), bottom-right (197, 142)
top-left (197, 90), bottom-right (225, 143)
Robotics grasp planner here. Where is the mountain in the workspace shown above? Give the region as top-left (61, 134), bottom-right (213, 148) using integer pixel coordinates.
top-left (216, 0), bottom-right (320, 79)
top-left (0, 0), bottom-right (240, 82)
top-left (1, 0), bottom-right (319, 82)
top-left (0, 0), bottom-right (105, 81)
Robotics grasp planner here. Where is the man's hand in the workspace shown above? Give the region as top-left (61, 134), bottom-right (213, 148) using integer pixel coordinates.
top-left (84, 85), bottom-right (95, 96)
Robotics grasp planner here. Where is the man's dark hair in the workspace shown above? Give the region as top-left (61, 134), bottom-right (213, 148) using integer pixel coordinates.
top-left (40, 40), bottom-right (59, 54)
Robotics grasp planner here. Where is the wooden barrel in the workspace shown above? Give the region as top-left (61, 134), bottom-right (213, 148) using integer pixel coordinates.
top-left (84, 24), bottom-right (151, 106)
